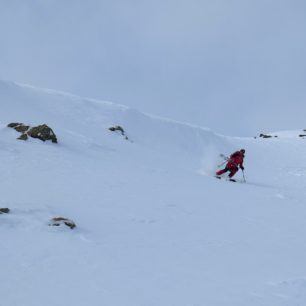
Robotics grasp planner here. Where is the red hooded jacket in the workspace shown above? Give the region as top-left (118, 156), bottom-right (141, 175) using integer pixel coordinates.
top-left (227, 151), bottom-right (244, 169)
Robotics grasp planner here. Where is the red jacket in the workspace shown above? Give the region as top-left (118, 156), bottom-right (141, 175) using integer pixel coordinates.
top-left (227, 151), bottom-right (244, 169)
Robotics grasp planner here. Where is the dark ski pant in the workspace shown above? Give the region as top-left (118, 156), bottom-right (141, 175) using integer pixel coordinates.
top-left (216, 166), bottom-right (238, 178)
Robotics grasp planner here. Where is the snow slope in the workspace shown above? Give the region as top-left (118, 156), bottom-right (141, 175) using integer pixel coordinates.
top-left (1, 80), bottom-right (306, 306)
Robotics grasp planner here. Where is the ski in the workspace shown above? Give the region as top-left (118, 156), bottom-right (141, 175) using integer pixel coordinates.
top-left (215, 176), bottom-right (237, 183)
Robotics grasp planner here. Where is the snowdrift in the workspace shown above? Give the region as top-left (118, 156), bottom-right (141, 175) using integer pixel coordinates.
top-left (0, 80), bottom-right (232, 172)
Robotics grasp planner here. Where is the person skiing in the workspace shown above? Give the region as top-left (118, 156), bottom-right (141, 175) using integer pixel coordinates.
top-left (216, 149), bottom-right (245, 179)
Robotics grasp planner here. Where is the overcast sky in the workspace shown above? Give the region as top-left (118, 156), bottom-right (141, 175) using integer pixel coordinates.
top-left (1, 0), bottom-right (306, 136)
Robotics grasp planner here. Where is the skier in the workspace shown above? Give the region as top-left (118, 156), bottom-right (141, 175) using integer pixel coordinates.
top-left (216, 149), bottom-right (245, 179)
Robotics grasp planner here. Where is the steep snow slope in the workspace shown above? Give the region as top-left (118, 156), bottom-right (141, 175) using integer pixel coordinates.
top-left (1, 81), bottom-right (306, 306)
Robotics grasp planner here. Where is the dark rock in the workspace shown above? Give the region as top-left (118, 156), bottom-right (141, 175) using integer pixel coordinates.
top-left (18, 133), bottom-right (28, 141)
top-left (7, 123), bottom-right (22, 128)
top-left (109, 125), bottom-right (129, 140)
top-left (27, 124), bottom-right (58, 143)
top-left (259, 133), bottom-right (277, 138)
top-left (7, 123), bottom-right (30, 133)
top-left (8, 122), bottom-right (58, 143)
top-left (0, 208), bottom-right (10, 214)
top-left (259, 133), bottom-right (272, 138)
top-left (299, 134), bottom-right (306, 138)
top-left (15, 125), bottom-right (30, 133)
top-left (49, 217), bottom-right (76, 229)
top-left (109, 125), bottom-right (125, 135)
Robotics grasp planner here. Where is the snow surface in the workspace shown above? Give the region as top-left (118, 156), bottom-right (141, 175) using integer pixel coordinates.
top-left (1, 80), bottom-right (306, 306)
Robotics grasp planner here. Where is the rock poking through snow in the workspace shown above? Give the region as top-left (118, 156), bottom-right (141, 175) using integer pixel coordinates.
top-left (0, 208), bottom-right (10, 214)
top-left (109, 125), bottom-right (129, 140)
top-left (8, 123), bottom-right (58, 143)
top-left (7, 123), bottom-right (30, 133)
top-left (255, 133), bottom-right (278, 139)
top-left (27, 124), bottom-right (58, 143)
top-left (49, 217), bottom-right (76, 229)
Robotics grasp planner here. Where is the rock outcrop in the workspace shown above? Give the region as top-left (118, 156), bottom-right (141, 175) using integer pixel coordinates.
top-left (254, 133), bottom-right (278, 139)
top-left (27, 124), bottom-right (57, 143)
top-left (49, 217), bottom-right (76, 229)
top-left (8, 123), bottom-right (58, 143)
top-left (0, 208), bottom-right (10, 214)
top-left (109, 125), bottom-right (128, 140)
top-left (7, 123), bottom-right (30, 133)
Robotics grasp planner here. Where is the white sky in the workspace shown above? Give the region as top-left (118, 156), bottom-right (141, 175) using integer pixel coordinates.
top-left (1, 0), bottom-right (306, 136)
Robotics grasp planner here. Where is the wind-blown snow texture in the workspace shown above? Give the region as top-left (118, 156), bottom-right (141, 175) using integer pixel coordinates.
top-left (1, 80), bottom-right (306, 306)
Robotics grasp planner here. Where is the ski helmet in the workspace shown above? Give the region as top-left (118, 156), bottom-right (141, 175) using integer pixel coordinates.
top-left (240, 149), bottom-right (245, 154)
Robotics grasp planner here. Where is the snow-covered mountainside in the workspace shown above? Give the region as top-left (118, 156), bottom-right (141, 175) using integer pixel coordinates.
top-left (1, 80), bottom-right (306, 306)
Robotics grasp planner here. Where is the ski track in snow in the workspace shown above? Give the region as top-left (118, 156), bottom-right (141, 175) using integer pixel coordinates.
top-left (1, 81), bottom-right (306, 305)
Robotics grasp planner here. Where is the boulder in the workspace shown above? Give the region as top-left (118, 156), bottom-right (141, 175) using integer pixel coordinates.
top-left (7, 123), bottom-right (21, 128)
top-left (0, 208), bottom-right (10, 214)
top-left (8, 123), bottom-right (58, 143)
top-left (109, 125), bottom-right (125, 135)
top-left (18, 133), bottom-right (28, 141)
top-left (259, 133), bottom-right (272, 138)
top-left (7, 123), bottom-right (30, 133)
top-left (109, 125), bottom-right (128, 140)
top-left (28, 124), bottom-right (57, 143)
top-left (49, 217), bottom-right (76, 229)
top-left (258, 133), bottom-right (278, 139)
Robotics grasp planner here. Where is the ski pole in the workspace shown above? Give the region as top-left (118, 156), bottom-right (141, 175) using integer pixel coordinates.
top-left (218, 154), bottom-right (229, 168)
top-left (242, 170), bottom-right (246, 183)
top-left (217, 160), bottom-right (227, 168)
